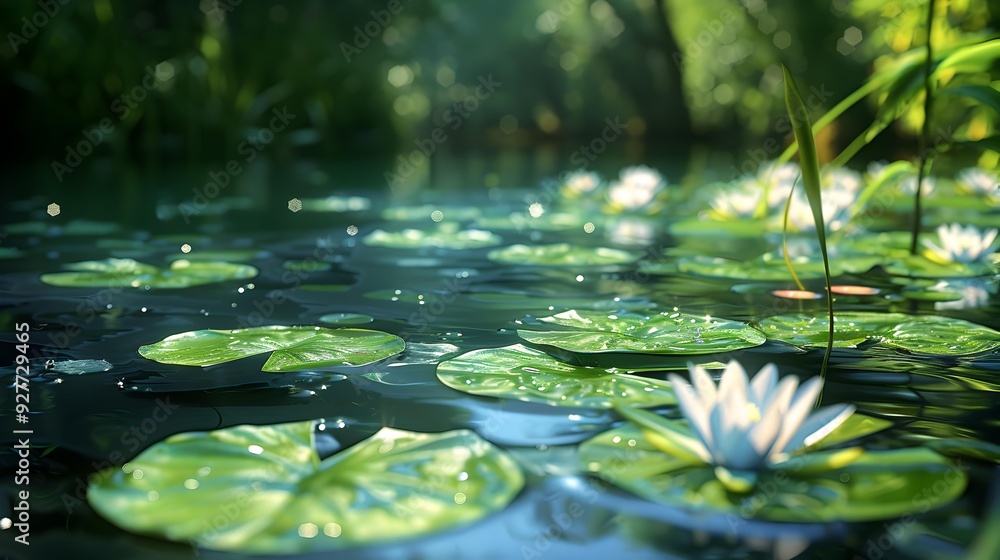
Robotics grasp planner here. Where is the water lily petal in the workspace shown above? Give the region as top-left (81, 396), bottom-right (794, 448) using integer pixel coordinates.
top-left (744, 400), bottom-right (785, 465)
top-left (770, 376), bottom-right (823, 456)
top-left (781, 404), bottom-right (857, 454)
top-left (760, 375), bottom-right (799, 416)
top-left (748, 363), bottom-right (777, 409)
top-left (717, 360), bottom-right (750, 431)
top-left (668, 374), bottom-right (714, 450)
top-left (688, 362), bottom-right (718, 407)
top-left (708, 402), bottom-right (746, 467)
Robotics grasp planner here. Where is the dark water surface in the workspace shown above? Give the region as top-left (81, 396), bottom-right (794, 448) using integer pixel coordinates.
top-left (1, 165), bottom-right (998, 560)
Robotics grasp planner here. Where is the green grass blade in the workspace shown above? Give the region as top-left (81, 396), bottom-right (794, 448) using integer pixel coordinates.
top-left (782, 64), bottom-right (834, 384)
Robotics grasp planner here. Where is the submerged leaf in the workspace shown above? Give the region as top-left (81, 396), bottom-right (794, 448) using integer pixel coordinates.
top-left (517, 310), bottom-right (765, 355)
top-left (436, 344), bottom-right (676, 408)
top-left (88, 421), bottom-right (523, 553)
top-left (138, 325), bottom-right (404, 371)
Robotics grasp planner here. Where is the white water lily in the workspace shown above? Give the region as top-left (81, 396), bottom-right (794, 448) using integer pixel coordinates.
top-left (666, 360), bottom-right (855, 471)
top-left (758, 161), bottom-right (801, 210)
top-left (711, 186), bottom-right (762, 218)
top-left (956, 168), bottom-right (999, 200)
top-left (900, 175), bottom-right (935, 197)
top-left (562, 170), bottom-right (601, 195)
top-left (924, 223), bottom-right (998, 264)
top-left (608, 165), bottom-right (665, 209)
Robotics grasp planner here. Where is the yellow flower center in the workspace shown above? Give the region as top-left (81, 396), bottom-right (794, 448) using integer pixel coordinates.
top-left (746, 402), bottom-right (761, 423)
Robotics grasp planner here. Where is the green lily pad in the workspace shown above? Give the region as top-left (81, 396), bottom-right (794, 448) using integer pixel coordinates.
top-left (138, 326), bottom-right (404, 372)
top-left (168, 249), bottom-right (268, 263)
top-left (671, 253), bottom-right (881, 281)
top-left (298, 196), bottom-right (372, 212)
top-left (363, 227), bottom-right (501, 250)
top-left (756, 312), bottom-right (1000, 355)
top-left (435, 344), bottom-right (676, 408)
top-left (40, 258), bottom-right (258, 289)
top-left (517, 310), bottom-right (766, 355)
top-left (579, 420), bottom-right (965, 523)
top-left (487, 244), bottom-right (640, 266)
top-left (88, 421), bottom-right (523, 554)
top-left (318, 313), bottom-right (374, 325)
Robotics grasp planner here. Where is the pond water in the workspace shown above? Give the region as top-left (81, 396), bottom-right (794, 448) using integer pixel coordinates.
top-left (1, 161), bottom-right (998, 560)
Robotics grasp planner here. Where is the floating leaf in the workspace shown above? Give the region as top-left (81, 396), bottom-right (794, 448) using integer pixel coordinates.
top-left (40, 258), bottom-right (258, 289)
top-left (381, 204), bottom-right (482, 222)
top-left (88, 421), bottom-right (523, 553)
top-left (318, 313), bottom-right (374, 325)
top-left (363, 227), bottom-right (501, 250)
top-left (579, 420), bottom-right (965, 523)
top-left (517, 310), bottom-right (765, 355)
top-left (756, 312), bottom-right (1000, 355)
top-left (487, 244), bottom-right (639, 266)
top-left (138, 326), bottom-right (404, 372)
top-left (436, 344), bottom-right (676, 408)
top-left (671, 253), bottom-right (880, 281)
top-left (46, 359), bottom-right (113, 375)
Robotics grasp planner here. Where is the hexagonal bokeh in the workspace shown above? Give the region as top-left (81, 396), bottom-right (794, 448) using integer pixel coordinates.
top-left (47, 203), bottom-right (61, 216)
top-left (844, 26), bottom-right (863, 46)
top-left (288, 198), bottom-right (303, 212)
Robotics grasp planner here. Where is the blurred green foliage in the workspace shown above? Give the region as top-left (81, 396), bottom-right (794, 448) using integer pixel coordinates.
top-left (0, 0), bottom-right (996, 174)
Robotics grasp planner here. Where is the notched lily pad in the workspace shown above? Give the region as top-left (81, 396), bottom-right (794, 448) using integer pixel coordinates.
top-left (40, 258), bottom-right (258, 289)
top-left (517, 310), bottom-right (765, 355)
top-left (88, 421), bottom-right (524, 554)
top-left (756, 312), bottom-right (1000, 355)
top-left (579, 419), bottom-right (965, 523)
top-left (138, 325), bottom-right (404, 372)
top-left (436, 344), bottom-right (676, 408)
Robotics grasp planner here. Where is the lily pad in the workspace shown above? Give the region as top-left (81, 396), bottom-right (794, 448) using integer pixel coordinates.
top-left (487, 244), bottom-right (640, 266)
top-left (363, 227), bottom-right (501, 250)
top-left (671, 253), bottom-right (881, 281)
top-left (668, 217), bottom-right (773, 238)
top-left (138, 326), bottom-right (404, 372)
top-left (46, 359), bottom-right (113, 375)
top-left (40, 258), bottom-right (258, 289)
top-left (755, 312), bottom-right (1000, 355)
top-left (436, 344), bottom-right (676, 408)
top-left (318, 313), bottom-right (374, 325)
top-left (88, 421), bottom-right (524, 554)
top-left (517, 310), bottom-right (766, 355)
top-left (579, 419), bottom-right (965, 523)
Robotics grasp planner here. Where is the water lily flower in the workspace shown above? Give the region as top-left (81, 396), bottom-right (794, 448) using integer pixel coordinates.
top-left (923, 223), bottom-right (998, 264)
top-left (711, 186), bottom-right (762, 218)
top-left (666, 360), bottom-right (855, 473)
top-left (956, 168), bottom-right (999, 200)
top-left (932, 278), bottom-right (995, 311)
top-left (607, 165), bottom-right (665, 210)
top-left (757, 161), bottom-right (800, 210)
top-left (561, 170), bottom-right (601, 196)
